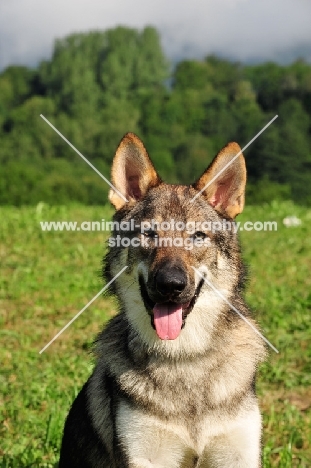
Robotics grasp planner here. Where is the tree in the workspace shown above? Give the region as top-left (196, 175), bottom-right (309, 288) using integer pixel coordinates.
top-left (99, 26), bottom-right (168, 100)
top-left (1, 27), bottom-right (311, 206)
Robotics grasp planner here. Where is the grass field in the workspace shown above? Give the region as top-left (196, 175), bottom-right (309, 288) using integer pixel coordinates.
top-left (1, 201), bottom-right (310, 467)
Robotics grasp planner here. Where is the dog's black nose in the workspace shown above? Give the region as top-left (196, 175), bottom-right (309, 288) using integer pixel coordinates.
top-left (155, 268), bottom-right (187, 296)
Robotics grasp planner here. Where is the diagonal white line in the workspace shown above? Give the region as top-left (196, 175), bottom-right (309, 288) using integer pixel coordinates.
top-left (39, 266), bottom-right (128, 354)
top-left (192, 267), bottom-right (279, 353)
top-left (191, 115), bottom-right (278, 202)
top-left (40, 114), bottom-right (128, 203)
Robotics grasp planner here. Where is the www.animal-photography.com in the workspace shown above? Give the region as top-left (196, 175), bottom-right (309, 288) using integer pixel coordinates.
top-left (1, 1), bottom-right (310, 467)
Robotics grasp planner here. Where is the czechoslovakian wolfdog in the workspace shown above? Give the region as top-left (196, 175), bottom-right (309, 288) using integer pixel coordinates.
top-left (59, 133), bottom-right (266, 468)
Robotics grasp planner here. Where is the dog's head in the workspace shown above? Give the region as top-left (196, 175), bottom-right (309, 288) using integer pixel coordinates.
top-left (106, 133), bottom-right (247, 355)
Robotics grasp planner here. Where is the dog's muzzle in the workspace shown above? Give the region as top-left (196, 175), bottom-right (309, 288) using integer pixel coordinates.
top-left (139, 265), bottom-right (204, 341)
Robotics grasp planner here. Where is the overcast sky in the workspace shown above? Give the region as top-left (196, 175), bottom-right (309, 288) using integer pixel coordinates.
top-left (1, 0), bottom-right (311, 71)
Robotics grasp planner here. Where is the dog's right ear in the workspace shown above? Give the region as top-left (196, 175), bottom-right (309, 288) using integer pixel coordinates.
top-left (109, 133), bottom-right (161, 210)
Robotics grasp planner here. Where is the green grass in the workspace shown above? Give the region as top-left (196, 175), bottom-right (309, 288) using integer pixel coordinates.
top-left (0, 201), bottom-right (310, 467)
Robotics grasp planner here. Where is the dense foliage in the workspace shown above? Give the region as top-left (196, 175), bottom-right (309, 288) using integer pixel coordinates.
top-left (1, 26), bottom-right (311, 205)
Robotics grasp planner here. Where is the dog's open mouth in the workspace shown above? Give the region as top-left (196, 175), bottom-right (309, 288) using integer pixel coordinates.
top-left (139, 276), bottom-right (204, 340)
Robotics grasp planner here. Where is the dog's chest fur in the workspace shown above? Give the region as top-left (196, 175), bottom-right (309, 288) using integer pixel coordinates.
top-left (87, 316), bottom-right (261, 468)
top-left (90, 313), bottom-right (259, 447)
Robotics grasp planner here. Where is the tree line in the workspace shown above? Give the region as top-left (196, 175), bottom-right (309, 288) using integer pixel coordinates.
top-left (0, 26), bottom-right (310, 205)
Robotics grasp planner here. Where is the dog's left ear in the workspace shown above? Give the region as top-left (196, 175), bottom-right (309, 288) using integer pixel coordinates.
top-left (193, 142), bottom-right (246, 218)
top-left (109, 133), bottom-right (161, 210)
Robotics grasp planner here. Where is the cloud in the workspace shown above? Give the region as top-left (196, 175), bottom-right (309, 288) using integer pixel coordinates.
top-left (0, 0), bottom-right (311, 70)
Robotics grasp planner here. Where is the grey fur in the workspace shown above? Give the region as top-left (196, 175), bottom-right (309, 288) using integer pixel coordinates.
top-left (59, 135), bottom-right (266, 468)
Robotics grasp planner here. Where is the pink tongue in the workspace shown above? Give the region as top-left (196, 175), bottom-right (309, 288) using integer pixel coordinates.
top-left (153, 303), bottom-right (183, 340)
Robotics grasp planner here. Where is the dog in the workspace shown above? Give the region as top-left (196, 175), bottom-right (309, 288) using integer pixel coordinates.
top-left (59, 133), bottom-right (266, 467)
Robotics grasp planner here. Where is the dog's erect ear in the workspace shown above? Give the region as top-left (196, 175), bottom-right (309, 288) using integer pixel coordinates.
top-left (109, 133), bottom-right (161, 210)
top-left (193, 142), bottom-right (246, 218)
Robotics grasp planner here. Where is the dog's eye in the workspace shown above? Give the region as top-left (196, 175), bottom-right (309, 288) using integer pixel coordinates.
top-left (192, 231), bottom-right (207, 240)
top-left (142, 229), bottom-right (158, 239)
